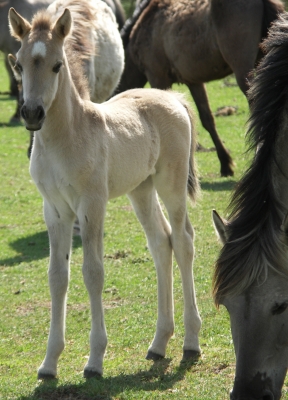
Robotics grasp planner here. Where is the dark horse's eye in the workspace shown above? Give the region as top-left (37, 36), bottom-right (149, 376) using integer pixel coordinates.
top-left (53, 62), bottom-right (63, 73)
top-left (272, 302), bottom-right (288, 315)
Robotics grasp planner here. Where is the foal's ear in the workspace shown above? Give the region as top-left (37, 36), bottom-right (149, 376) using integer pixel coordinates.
top-left (9, 8), bottom-right (31, 39)
top-left (53, 8), bottom-right (72, 39)
top-left (212, 210), bottom-right (229, 244)
top-left (7, 54), bottom-right (21, 82)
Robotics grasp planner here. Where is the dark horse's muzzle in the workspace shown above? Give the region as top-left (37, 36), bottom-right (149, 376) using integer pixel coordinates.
top-left (21, 102), bottom-right (45, 131)
top-left (230, 389), bottom-right (274, 400)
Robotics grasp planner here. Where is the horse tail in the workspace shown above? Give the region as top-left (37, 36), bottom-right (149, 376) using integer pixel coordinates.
top-left (172, 93), bottom-right (200, 204)
top-left (261, 0), bottom-right (284, 40)
top-left (120, 0), bottom-right (152, 47)
top-left (186, 105), bottom-right (200, 204)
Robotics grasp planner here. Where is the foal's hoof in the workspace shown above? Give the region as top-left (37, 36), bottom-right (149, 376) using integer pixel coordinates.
top-left (146, 350), bottom-right (164, 361)
top-left (37, 371), bottom-right (56, 380)
top-left (83, 368), bottom-right (102, 379)
top-left (181, 349), bottom-right (201, 363)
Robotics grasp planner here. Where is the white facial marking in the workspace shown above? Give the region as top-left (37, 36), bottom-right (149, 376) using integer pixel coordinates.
top-left (31, 41), bottom-right (47, 58)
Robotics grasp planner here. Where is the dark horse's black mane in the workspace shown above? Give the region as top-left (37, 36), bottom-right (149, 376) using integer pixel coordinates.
top-left (213, 12), bottom-right (288, 305)
top-left (120, 0), bottom-right (151, 47)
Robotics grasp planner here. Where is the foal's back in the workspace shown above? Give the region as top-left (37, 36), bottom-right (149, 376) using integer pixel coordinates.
top-left (71, 88), bottom-right (196, 200)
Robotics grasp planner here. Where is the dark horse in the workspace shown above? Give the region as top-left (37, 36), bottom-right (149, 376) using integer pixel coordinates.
top-left (117, 0), bottom-right (284, 176)
top-left (213, 12), bottom-right (288, 400)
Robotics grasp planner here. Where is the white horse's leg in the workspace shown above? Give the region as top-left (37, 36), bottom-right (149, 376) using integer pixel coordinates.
top-left (78, 202), bottom-right (107, 378)
top-left (128, 178), bottom-right (174, 360)
top-left (38, 201), bottom-right (74, 379)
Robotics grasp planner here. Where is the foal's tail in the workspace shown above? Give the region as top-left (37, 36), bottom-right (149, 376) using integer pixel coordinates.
top-left (174, 93), bottom-right (200, 204)
top-left (186, 104), bottom-right (200, 204)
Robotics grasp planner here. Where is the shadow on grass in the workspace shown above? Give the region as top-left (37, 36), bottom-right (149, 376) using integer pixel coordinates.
top-left (200, 179), bottom-right (236, 192)
top-left (0, 120), bottom-right (23, 127)
top-left (0, 231), bottom-right (82, 267)
top-left (18, 358), bottom-right (199, 400)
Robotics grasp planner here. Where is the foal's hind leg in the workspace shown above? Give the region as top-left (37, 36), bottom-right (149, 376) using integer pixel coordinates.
top-left (169, 211), bottom-right (201, 361)
top-left (128, 178), bottom-right (174, 360)
top-left (38, 201), bottom-right (74, 379)
top-left (155, 175), bottom-right (201, 361)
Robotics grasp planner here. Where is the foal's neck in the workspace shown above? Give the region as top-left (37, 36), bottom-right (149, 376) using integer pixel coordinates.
top-left (42, 58), bottom-right (85, 138)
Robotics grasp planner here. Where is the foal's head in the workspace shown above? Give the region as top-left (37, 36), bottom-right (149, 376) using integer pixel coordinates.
top-left (9, 7), bottom-right (72, 130)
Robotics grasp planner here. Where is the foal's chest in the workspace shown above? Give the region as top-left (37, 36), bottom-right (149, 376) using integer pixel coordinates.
top-left (30, 150), bottom-right (79, 211)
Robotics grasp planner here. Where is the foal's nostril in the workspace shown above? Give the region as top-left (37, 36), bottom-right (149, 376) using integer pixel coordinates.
top-left (36, 105), bottom-right (45, 121)
top-left (20, 105), bottom-right (27, 121)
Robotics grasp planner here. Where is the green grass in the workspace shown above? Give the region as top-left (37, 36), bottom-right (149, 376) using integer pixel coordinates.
top-left (0, 49), bottom-right (287, 400)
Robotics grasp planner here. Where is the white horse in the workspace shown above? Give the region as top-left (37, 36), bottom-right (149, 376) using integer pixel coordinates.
top-left (9, 7), bottom-right (201, 378)
top-left (46, 0), bottom-right (124, 104)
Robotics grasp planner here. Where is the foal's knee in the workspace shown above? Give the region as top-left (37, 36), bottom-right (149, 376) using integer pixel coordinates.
top-left (82, 261), bottom-right (104, 292)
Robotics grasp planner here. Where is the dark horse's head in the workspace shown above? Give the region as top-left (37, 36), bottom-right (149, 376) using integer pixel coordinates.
top-left (213, 211), bottom-right (288, 400)
top-left (213, 12), bottom-right (288, 400)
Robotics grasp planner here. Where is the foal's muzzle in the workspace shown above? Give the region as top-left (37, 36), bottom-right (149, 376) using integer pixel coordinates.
top-left (21, 103), bottom-right (45, 131)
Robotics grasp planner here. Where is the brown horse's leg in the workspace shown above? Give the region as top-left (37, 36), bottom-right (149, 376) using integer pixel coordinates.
top-left (188, 83), bottom-right (234, 177)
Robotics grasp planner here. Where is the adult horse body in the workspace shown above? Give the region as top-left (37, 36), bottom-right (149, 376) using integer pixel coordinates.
top-left (117, 0), bottom-right (284, 177)
top-left (9, 7), bottom-right (201, 378)
top-left (213, 14), bottom-right (288, 400)
top-left (46, 0), bottom-right (124, 104)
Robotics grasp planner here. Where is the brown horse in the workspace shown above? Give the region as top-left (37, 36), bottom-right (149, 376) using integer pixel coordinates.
top-left (117, 0), bottom-right (285, 177)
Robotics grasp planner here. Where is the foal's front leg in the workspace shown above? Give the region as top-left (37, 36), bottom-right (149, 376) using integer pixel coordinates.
top-left (38, 201), bottom-right (74, 379)
top-left (78, 202), bottom-right (107, 378)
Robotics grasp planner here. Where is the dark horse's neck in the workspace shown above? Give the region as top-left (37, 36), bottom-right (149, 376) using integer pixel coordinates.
top-left (213, 12), bottom-right (288, 304)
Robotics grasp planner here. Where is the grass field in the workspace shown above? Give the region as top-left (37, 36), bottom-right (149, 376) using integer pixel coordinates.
top-left (0, 42), bottom-right (287, 400)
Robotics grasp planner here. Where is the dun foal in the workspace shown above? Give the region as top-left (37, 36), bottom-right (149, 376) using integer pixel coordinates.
top-left (9, 7), bottom-right (201, 378)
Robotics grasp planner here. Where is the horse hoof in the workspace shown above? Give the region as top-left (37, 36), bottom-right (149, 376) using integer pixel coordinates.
top-left (146, 350), bottom-right (164, 361)
top-left (181, 349), bottom-right (201, 362)
top-left (37, 371), bottom-right (56, 380)
top-left (83, 369), bottom-right (102, 379)
top-left (220, 168), bottom-right (234, 177)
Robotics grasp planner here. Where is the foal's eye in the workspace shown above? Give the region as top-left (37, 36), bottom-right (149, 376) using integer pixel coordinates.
top-left (52, 62), bottom-right (62, 73)
top-left (272, 302), bottom-right (288, 315)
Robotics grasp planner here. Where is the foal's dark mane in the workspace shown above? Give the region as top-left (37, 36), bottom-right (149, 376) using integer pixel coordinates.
top-left (213, 12), bottom-right (288, 305)
top-left (31, 9), bottom-right (90, 100)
